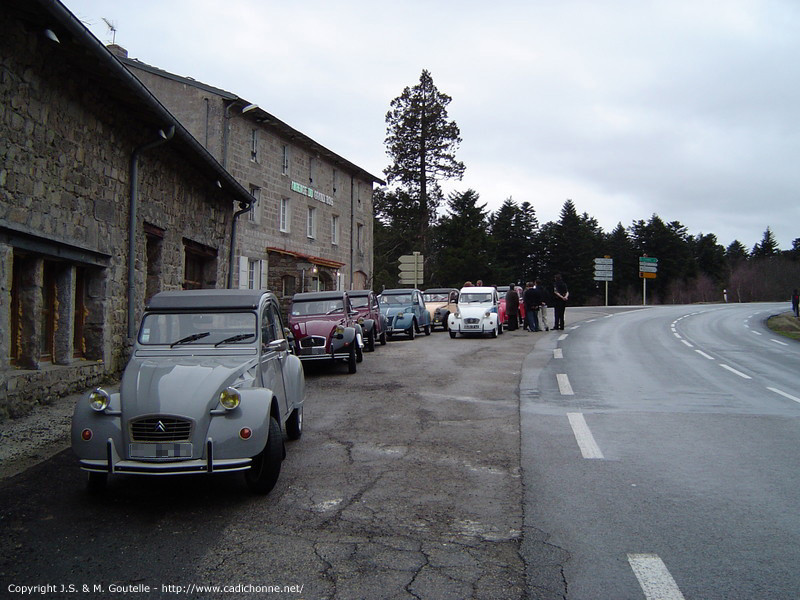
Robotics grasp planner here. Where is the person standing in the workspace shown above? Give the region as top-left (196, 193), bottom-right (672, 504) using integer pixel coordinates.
top-left (523, 281), bottom-right (542, 332)
top-left (553, 274), bottom-right (569, 330)
top-left (505, 284), bottom-right (520, 331)
top-left (792, 289), bottom-right (799, 318)
top-left (536, 279), bottom-right (550, 331)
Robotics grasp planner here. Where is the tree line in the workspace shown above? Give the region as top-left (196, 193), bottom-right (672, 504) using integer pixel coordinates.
top-left (375, 70), bottom-right (799, 305)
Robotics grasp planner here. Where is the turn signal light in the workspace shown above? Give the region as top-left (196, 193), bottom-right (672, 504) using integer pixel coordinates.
top-left (239, 427), bottom-right (252, 440)
top-left (81, 429), bottom-right (93, 441)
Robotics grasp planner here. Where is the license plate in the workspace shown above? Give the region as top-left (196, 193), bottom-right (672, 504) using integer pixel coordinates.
top-left (129, 443), bottom-right (193, 459)
top-left (463, 324), bottom-right (480, 330)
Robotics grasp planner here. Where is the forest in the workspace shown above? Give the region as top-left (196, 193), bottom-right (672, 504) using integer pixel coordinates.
top-left (376, 70), bottom-right (798, 305)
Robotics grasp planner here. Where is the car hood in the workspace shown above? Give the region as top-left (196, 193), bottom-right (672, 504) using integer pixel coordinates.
top-left (121, 354), bottom-right (256, 416)
top-left (457, 305), bottom-right (494, 317)
top-left (382, 306), bottom-right (412, 317)
top-left (290, 318), bottom-right (343, 338)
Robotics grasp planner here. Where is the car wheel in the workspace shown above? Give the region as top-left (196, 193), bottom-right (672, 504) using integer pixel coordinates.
top-left (449, 330), bottom-right (457, 339)
top-left (491, 326), bottom-right (498, 338)
top-left (286, 405), bottom-right (303, 440)
top-left (379, 329), bottom-right (387, 345)
top-left (407, 322), bottom-right (416, 340)
top-left (245, 416), bottom-right (283, 494)
top-left (424, 324), bottom-right (431, 335)
top-left (86, 472), bottom-right (107, 494)
top-left (498, 322), bottom-right (504, 335)
top-left (356, 342), bottom-right (363, 363)
top-left (366, 329), bottom-right (376, 351)
top-left (348, 346), bottom-right (357, 373)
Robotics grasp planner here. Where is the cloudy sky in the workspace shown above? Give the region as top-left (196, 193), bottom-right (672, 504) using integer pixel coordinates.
top-left (62, 0), bottom-right (799, 250)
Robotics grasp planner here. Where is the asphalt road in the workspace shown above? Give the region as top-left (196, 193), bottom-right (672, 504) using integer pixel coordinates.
top-left (520, 302), bottom-right (800, 599)
top-left (2, 303), bottom-right (797, 599)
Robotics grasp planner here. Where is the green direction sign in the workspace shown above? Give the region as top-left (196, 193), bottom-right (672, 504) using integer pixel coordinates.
top-left (639, 257), bottom-right (658, 263)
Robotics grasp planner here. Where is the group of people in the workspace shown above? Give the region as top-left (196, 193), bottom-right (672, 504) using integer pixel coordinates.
top-left (504, 275), bottom-right (569, 332)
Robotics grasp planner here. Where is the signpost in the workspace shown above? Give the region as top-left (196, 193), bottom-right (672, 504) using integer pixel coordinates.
top-left (638, 257), bottom-right (658, 305)
top-left (594, 257), bottom-right (613, 306)
top-left (398, 252), bottom-right (424, 287)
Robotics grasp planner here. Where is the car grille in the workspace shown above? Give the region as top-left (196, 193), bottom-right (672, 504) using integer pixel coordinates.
top-left (299, 336), bottom-right (326, 348)
top-left (465, 318), bottom-right (480, 324)
top-left (130, 417), bottom-right (193, 442)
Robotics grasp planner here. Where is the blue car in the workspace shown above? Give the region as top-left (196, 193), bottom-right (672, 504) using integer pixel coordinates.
top-left (378, 288), bottom-right (432, 339)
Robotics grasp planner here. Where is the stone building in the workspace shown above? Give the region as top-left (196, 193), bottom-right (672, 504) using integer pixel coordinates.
top-left (114, 51), bottom-right (384, 315)
top-left (0, 0), bottom-right (256, 418)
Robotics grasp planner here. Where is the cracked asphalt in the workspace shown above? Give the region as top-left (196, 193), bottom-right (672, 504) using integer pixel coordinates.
top-left (0, 323), bottom-right (563, 599)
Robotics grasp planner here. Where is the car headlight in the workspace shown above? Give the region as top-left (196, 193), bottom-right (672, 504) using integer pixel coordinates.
top-left (335, 325), bottom-right (345, 336)
top-left (484, 311), bottom-right (492, 318)
top-left (88, 388), bottom-right (110, 412)
top-left (219, 387), bottom-right (241, 411)
top-left (358, 317), bottom-right (365, 325)
top-left (454, 311), bottom-right (460, 318)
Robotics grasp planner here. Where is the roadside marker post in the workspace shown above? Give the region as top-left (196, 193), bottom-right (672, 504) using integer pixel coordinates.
top-left (594, 257), bottom-right (613, 306)
top-left (639, 257), bottom-right (658, 305)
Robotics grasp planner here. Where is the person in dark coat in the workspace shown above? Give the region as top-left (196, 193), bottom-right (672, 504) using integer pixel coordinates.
top-left (553, 274), bottom-right (569, 330)
top-left (792, 289), bottom-right (799, 318)
top-left (505, 284), bottom-right (520, 331)
top-left (523, 281), bottom-right (542, 332)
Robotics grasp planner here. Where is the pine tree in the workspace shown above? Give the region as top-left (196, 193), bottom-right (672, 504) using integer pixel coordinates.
top-left (751, 227), bottom-right (780, 258)
top-left (384, 70), bottom-right (465, 258)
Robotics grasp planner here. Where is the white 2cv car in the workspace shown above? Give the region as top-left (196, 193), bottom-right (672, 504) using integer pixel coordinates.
top-left (71, 289), bottom-right (305, 494)
top-left (448, 286), bottom-right (503, 338)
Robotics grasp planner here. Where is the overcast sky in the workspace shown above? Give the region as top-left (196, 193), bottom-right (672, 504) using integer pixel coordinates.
top-left (62, 0), bottom-right (799, 251)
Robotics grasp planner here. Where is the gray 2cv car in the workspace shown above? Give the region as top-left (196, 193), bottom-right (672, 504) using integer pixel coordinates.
top-left (71, 289), bottom-right (305, 494)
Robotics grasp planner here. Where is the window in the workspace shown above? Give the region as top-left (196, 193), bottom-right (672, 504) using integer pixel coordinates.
top-left (333, 169), bottom-right (338, 196)
top-left (183, 239), bottom-right (217, 290)
top-left (279, 198), bottom-right (290, 233)
top-left (145, 223), bottom-right (164, 304)
top-left (281, 144), bottom-right (290, 175)
top-left (248, 259), bottom-right (261, 289)
top-left (250, 129), bottom-right (259, 162)
top-left (307, 206), bottom-right (317, 239)
top-left (249, 186), bottom-right (261, 224)
top-left (357, 223), bottom-right (364, 253)
top-left (331, 215), bottom-right (339, 246)
top-left (309, 156), bottom-right (316, 184)
top-left (39, 261), bottom-right (57, 360)
top-left (282, 275), bottom-right (296, 298)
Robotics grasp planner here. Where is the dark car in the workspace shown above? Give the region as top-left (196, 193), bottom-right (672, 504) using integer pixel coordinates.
top-left (348, 289), bottom-right (388, 351)
top-left (288, 291), bottom-right (364, 373)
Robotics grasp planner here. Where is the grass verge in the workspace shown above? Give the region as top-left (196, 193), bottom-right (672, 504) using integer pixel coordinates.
top-left (767, 311), bottom-right (800, 342)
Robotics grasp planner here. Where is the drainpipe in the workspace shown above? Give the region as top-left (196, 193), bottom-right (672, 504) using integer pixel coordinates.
top-left (128, 127), bottom-right (175, 338)
top-left (227, 201), bottom-right (253, 288)
top-left (350, 175), bottom-right (355, 289)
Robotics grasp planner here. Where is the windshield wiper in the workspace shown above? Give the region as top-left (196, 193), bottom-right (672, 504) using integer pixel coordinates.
top-left (214, 333), bottom-right (255, 347)
top-left (170, 332), bottom-right (210, 347)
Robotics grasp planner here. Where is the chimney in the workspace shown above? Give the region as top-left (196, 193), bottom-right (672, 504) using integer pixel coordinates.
top-left (107, 44), bottom-right (128, 59)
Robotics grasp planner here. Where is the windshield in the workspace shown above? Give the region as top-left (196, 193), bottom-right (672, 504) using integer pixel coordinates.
top-left (460, 293), bottom-right (493, 304)
top-left (139, 311), bottom-right (257, 346)
top-left (423, 293), bottom-right (449, 303)
top-left (291, 299), bottom-right (344, 316)
top-left (350, 296), bottom-right (369, 308)
top-left (381, 294), bottom-right (413, 305)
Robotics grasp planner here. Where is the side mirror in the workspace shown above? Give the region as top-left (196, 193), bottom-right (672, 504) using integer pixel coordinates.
top-left (268, 338), bottom-right (289, 353)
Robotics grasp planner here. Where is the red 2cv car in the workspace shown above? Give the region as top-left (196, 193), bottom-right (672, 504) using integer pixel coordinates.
top-left (288, 291), bottom-right (364, 373)
top-left (348, 289), bottom-right (388, 351)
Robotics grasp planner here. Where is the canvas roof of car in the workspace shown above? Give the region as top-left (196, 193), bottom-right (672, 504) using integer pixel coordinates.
top-left (424, 288), bottom-right (457, 294)
top-left (382, 289), bottom-right (417, 295)
top-left (292, 291), bottom-right (346, 302)
top-left (348, 290), bottom-right (373, 297)
top-left (146, 289), bottom-right (267, 311)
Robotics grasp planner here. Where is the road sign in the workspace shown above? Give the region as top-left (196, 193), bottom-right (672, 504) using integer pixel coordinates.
top-left (399, 254), bottom-right (423, 265)
top-left (594, 258), bottom-right (613, 265)
top-left (639, 272), bottom-right (657, 279)
top-left (594, 263), bottom-right (613, 271)
top-left (639, 265), bottom-right (658, 273)
top-left (639, 257), bottom-right (658, 263)
top-left (594, 275), bottom-right (613, 282)
top-left (399, 263), bottom-right (424, 274)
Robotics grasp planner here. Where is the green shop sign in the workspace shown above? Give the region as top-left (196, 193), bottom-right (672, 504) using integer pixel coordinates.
top-left (291, 181), bottom-right (333, 206)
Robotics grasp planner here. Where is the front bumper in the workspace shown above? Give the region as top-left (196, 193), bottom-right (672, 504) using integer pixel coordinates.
top-left (79, 438), bottom-right (252, 476)
top-left (386, 313), bottom-right (413, 332)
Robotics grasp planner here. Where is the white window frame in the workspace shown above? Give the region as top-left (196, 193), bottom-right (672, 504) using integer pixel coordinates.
top-left (281, 144), bottom-right (290, 175)
top-left (250, 129), bottom-right (259, 162)
top-left (279, 198), bottom-right (290, 233)
top-left (248, 185), bottom-right (261, 224)
top-left (307, 206), bottom-right (317, 239)
top-left (331, 215), bottom-right (339, 246)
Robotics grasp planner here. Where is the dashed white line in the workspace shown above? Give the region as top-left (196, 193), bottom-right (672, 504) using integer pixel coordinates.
top-left (567, 413), bottom-right (604, 459)
top-left (680, 339), bottom-right (693, 348)
top-left (695, 350), bottom-right (714, 360)
top-left (771, 339), bottom-right (788, 346)
top-left (558, 334), bottom-right (568, 341)
top-left (557, 374), bottom-right (574, 395)
top-left (628, 554), bottom-right (686, 600)
top-left (767, 387), bottom-right (800, 404)
top-left (751, 330), bottom-right (763, 336)
top-left (719, 364), bottom-right (751, 379)
top-left (554, 348), bottom-right (563, 359)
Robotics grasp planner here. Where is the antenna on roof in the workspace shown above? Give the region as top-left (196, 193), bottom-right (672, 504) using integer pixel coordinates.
top-left (102, 17), bottom-right (117, 44)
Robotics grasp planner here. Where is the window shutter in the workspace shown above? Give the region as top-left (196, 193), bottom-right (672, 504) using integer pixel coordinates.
top-left (239, 256), bottom-right (249, 289)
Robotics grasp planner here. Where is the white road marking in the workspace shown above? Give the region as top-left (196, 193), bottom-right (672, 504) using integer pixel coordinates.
top-left (751, 330), bottom-right (763, 336)
top-left (767, 387), bottom-right (800, 404)
top-left (695, 350), bottom-right (714, 360)
top-left (719, 364), bottom-right (751, 379)
top-left (673, 332), bottom-right (681, 339)
top-left (681, 340), bottom-right (693, 348)
top-left (567, 413), bottom-right (604, 459)
top-left (558, 334), bottom-right (568, 341)
top-left (557, 374), bottom-right (574, 395)
top-left (771, 339), bottom-right (789, 346)
top-left (554, 348), bottom-right (563, 359)
top-left (628, 554), bottom-right (686, 600)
